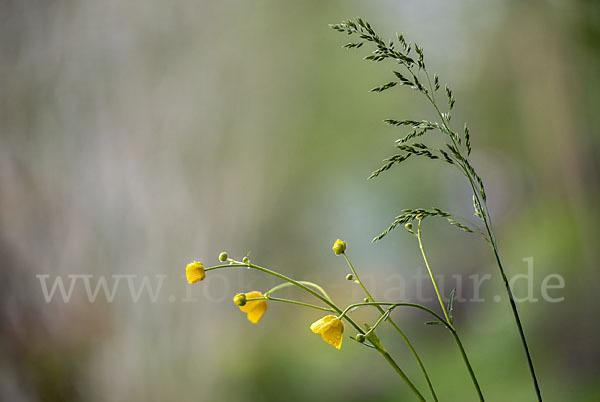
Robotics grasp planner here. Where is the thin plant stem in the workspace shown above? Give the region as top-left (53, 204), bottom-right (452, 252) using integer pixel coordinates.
top-left (342, 253), bottom-right (438, 402)
top-left (415, 220), bottom-right (453, 328)
top-left (413, 221), bottom-right (484, 401)
top-left (378, 348), bottom-right (426, 402)
top-left (339, 301), bottom-right (447, 320)
top-left (489, 243), bottom-right (542, 400)
top-left (362, 306), bottom-right (394, 337)
top-left (265, 281), bottom-right (333, 302)
top-left (451, 330), bottom-right (484, 401)
top-left (246, 296), bottom-right (334, 312)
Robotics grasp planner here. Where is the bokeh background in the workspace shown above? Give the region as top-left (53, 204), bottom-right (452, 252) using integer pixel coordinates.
top-left (1, 0), bottom-right (599, 401)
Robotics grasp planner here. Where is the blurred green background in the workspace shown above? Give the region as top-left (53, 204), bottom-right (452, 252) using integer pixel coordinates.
top-left (1, 1), bottom-right (599, 401)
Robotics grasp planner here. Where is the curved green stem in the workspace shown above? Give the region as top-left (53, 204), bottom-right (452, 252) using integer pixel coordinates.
top-left (265, 281), bottom-right (333, 303)
top-left (342, 253), bottom-right (438, 402)
top-left (362, 306), bottom-right (394, 337)
top-left (339, 302), bottom-right (452, 326)
top-left (246, 296), bottom-right (334, 312)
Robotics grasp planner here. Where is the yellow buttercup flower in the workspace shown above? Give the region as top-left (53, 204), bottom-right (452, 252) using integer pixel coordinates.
top-left (332, 239), bottom-right (346, 255)
top-left (310, 315), bottom-right (344, 350)
top-left (237, 291), bottom-right (268, 324)
top-left (186, 261), bottom-right (205, 284)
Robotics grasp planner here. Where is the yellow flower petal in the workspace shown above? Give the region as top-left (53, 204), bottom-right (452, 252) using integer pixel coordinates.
top-left (322, 324), bottom-right (344, 350)
top-left (310, 315), bottom-right (335, 332)
top-left (238, 291), bottom-right (268, 324)
top-left (186, 261), bottom-right (205, 284)
top-left (310, 315), bottom-right (344, 349)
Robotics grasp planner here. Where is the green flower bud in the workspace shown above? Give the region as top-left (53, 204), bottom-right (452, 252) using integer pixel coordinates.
top-left (233, 293), bottom-right (247, 306)
top-left (346, 274), bottom-right (354, 281)
top-left (242, 256), bottom-right (250, 265)
top-left (355, 334), bottom-right (365, 343)
top-left (363, 297), bottom-right (370, 303)
top-left (219, 252), bottom-right (228, 262)
top-left (332, 239), bottom-right (346, 255)
top-left (405, 223), bottom-right (413, 230)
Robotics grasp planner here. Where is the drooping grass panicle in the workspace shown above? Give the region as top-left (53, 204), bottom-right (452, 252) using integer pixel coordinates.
top-left (373, 208), bottom-right (477, 242)
top-left (332, 17), bottom-right (542, 401)
top-left (331, 18), bottom-right (481, 202)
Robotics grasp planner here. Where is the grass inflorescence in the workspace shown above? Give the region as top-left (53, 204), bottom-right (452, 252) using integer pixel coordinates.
top-left (331, 16), bottom-right (542, 402)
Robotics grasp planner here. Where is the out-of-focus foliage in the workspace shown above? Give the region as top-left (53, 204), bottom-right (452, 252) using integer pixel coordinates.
top-left (0, 1), bottom-right (598, 401)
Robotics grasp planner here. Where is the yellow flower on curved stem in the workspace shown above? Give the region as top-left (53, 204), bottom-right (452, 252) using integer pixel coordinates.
top-left (310, 315), bottom-right (344, 350)
top-left (237, 291), bottom-right (268, 324)
top-left (186, 261), bottom-right (205, 284)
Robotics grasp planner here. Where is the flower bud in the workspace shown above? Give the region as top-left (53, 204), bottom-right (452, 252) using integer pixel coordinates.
top-left (405, 223), bottom-right (413, 230)
top-left (219, 252), bottom-right (228, 262)
top-left (332, 239), bottom-right (346, 255)
top-left (186, 261), bottom-right (206, 284)
top-left (242, 256), bottom-right (250, 265)
top-left (346, 274), bottom-right (354, 281)
top-left (363, 297), bottom-right (370, 302)
top-left (233, 293), bottom-right (247, 306)
top-left (238, 291), bottom-right (268, 323)
top-left (355, 334), bottom-right (365, 343)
